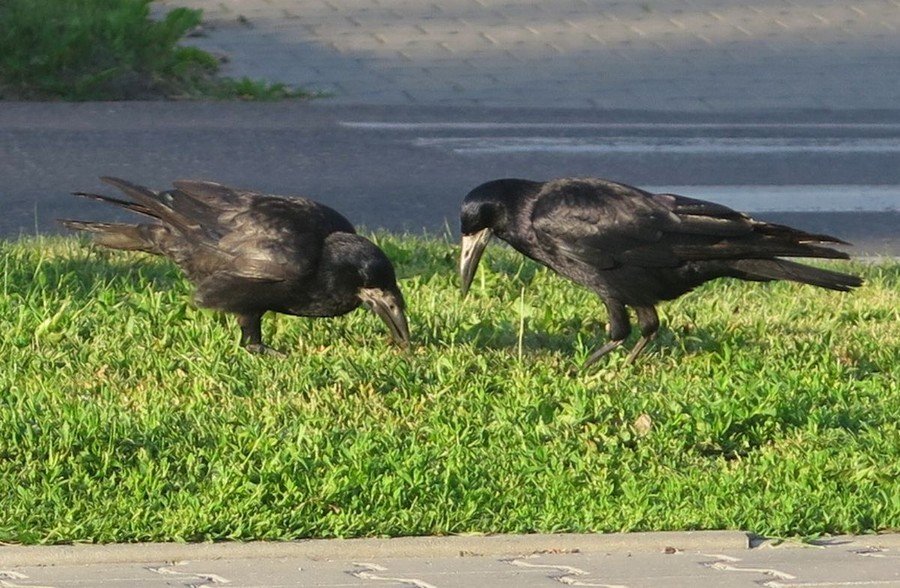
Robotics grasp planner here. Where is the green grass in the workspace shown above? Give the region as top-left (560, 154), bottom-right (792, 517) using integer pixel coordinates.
top-left (0, 0), bottom-right (311, 100)
top-left (1, 235), bottom-right (898, 544)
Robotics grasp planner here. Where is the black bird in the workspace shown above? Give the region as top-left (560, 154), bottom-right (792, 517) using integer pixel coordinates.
top-left (459, 177), bottom-right (862, 368)
top-left (61, 177), bottom-right (409, 354)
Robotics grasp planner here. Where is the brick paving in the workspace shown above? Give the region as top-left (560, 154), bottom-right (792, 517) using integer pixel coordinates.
top-left (154, 0), bottom-right (900, 109)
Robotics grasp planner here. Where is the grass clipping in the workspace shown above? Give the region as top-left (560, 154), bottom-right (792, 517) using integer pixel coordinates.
top-left (1, 235), bottom-right (898, 543)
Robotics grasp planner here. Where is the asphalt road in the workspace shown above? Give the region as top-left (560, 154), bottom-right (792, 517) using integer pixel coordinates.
top-left (1, 102), bottom-right (898, 254)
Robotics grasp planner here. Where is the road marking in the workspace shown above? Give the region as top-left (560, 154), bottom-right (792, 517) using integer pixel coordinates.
top-left (411, 136), bottom-right (900, 154)
top-left (856, 552), bottom-right (900, 559)
top-left (641, 185), bottom-right (900, 213)
top-left (341, 121), bottom-right (900, 131)
top-left (699, 553), bottom-right (742, 562)
top-left (147, 565), bottom-right (230, 586)
top-left (706, 560), bottom-right (797, 580)
top-left (702, 554), bottom-right (796, 582)
top-left (505, 559), bottom-right (629, 587)
top-left (351, 562), bottom-right (438, 588)
top-left (504, 559), bottom-right (590, 576)
top-left (558, 577), bottom-right (630, 587)
top-left (0, 571), bottom-right (56, 588)
top-left (764, 581), bottom-right (900, 587)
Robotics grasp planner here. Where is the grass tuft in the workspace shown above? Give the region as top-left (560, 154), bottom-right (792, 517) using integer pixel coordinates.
top-left (0, 0), bottom-right (312, 100)
top-left (1, 235), bottom-right (898, 543)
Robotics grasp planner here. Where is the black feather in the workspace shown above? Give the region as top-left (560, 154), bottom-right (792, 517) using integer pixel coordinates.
top-left (62, 178), bottom-right (408, 353)
top-left (460, 177), bottom-right (862, 367)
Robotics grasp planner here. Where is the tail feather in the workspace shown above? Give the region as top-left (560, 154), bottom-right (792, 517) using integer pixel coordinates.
top-left (71, 191), bottom-right (154, 218)
top-left (730, 258), bottom-right (863, 292)
top-left (753, 220), bottom-right (851, 246)
top-left (675, 239), bottom-right (850, 262)
top-left (59, 220), bottom-right (163, 254)
top-left (99, 176), bottom-right (199, 235)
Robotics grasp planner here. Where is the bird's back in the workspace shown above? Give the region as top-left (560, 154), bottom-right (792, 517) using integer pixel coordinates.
top-left (523, 178), bottom-right (858, 304)
top-left (147, 181), bottom-right (354, 284)
top-left (66, 178), bottom-right (361, 313)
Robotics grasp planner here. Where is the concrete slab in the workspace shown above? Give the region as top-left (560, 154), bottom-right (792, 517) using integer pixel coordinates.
top-left (0, 531), bottom-right (749, 567)
top-left (2, 535), bottom-right (899, 588)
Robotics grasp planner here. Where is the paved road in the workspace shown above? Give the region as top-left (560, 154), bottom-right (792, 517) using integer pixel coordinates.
top-left (1, 102), bottom-right (898, 254)
top-left (2, 534), bottom-right (899, 587)
top-left (154, 0), bottom-right (900, 111)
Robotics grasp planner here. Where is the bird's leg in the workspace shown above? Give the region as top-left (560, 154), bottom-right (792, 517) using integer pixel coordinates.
top-left (583, 299), bottom-right (630, 370)
top-left (236, 312), bottom-right (284, 357)
top-left (625, 306), bottom-right (660, 365)
top-left (237, 312), bottom-right (263, 347)
top-left (583, 339), bottom-right (625, 369)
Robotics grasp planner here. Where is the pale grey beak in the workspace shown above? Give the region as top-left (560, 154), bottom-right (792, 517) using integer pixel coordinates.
top-left (359, 287), bottom-right (410, 348)
top-left (459, 228), bottom-right (492, 298)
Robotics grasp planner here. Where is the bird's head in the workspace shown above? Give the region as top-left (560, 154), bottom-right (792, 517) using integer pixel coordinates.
top-left (459, 178), bottom-right (539, 297)
top-left (325, 233), bottom-right (410, 348)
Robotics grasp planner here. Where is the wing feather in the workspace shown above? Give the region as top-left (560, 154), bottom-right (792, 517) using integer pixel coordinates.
top-left (530, 180), bottom-right (848, 269)
top-left (531, 179), bottom-right (682, 268)
top-left (164, 181), bottom-right (358, 283)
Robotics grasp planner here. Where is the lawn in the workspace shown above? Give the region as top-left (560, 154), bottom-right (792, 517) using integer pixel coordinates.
top-left (1, 235), bottom-right (898, 544)
top-left (0, 0), bottom-right (308, 100)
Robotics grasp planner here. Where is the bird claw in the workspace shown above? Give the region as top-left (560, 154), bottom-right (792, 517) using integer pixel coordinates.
top-left (624, 333), bottom-right (656, 365)
top-left (581, 339), bottom-right (625, 371)
top-left (245, 344), bottom-right (287, 358)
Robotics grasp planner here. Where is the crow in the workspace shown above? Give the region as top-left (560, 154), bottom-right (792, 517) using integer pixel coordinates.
top-left (61, 177), bottom-right (409, 354)
top-left (459, 177), bottom-right (862, 368)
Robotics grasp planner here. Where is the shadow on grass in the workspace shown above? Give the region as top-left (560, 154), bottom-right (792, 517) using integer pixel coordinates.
top-left (371, 238), bottom-right (457, 284)
top-left (457, 316), bottom-right (738, 364)
top-left (462, 319), bottom-right (577, 353)
top-left (454, 311), bottom-right (883, 379)
top-left (7, 249), bottom-right (184, 302)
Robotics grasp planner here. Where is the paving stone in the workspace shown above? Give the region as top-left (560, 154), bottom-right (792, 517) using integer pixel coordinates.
top-left (111, 0), bottom-right (900, 109)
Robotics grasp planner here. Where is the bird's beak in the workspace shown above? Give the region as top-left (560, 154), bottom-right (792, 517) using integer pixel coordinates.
top-left (459, 228), bottom-right (492, 298)
top-left (359, 287), bottom-right (410, 348)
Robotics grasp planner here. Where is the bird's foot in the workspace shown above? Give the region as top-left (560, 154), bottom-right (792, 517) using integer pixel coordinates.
top-left (245, 343), bottom-right (287, 358)
top-left (624, 333), bottom-right (656, 365)
top-left (581, 339), bottom-right (625, 371)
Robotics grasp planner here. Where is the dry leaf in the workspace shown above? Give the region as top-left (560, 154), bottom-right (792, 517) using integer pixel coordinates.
top-left (633, 413), bottom-right (653, 436)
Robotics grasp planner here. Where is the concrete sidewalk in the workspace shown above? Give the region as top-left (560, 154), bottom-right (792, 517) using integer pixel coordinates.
top-left (154, 0), bottom-right (900, 110)
top-left (2, 532), bottom-right (900, 587)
